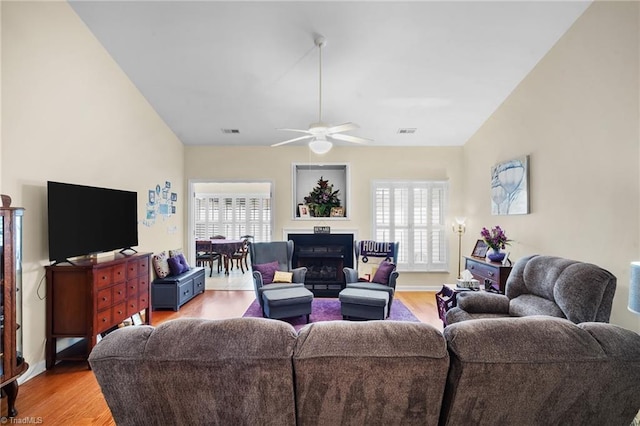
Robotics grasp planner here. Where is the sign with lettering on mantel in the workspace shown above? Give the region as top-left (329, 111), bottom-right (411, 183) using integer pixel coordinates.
top-left (314, 226), bottom-right (330, 234)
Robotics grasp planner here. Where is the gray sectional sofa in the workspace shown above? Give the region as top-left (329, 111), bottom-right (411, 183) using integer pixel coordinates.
top-left (89, 316), bottom-right (640, 426)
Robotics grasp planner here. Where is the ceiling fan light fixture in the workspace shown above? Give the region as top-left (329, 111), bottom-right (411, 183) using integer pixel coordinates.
top-left (309, 137), bottom-right (333, 155)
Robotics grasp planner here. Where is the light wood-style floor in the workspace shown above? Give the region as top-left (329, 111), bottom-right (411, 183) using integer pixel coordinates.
top-left (8, 268), bottom-right (441, 425)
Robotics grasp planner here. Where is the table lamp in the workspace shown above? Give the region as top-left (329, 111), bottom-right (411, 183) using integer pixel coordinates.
top-left (452, 217), bottom-right (466, 279)
top-left (629, 262), bottom-right (640, 315)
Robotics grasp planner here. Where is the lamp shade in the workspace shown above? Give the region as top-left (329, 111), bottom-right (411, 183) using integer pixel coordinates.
top-left (629, 262), bottom-right (640, 315)
top-left (309, 138), bottom-right (332, 155)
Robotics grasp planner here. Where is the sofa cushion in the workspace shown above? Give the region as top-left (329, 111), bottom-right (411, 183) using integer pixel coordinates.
top-left (253, 261), bottom-right (279, 284)
top-left (372, 260), bottom-right (395, 285)
top-left (89, 318), bottom-right (298, 426)
top-left (294, 321), bottom-right (449, 426)
top-left (441, 316), bottom-right (640, 426)
top-left (509, 294), bottom-right (566, 318)
top-left (152, 251), bottom-right (170, 278)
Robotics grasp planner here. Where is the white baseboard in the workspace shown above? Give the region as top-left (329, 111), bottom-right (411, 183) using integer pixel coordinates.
top-left (18, 359), bottom-right (46, 384)
top-left (396, 285), bottom-right (442, 292)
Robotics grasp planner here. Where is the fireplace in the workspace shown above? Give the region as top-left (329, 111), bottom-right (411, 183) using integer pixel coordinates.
top-left (288, 233), bottom-right (354, 297)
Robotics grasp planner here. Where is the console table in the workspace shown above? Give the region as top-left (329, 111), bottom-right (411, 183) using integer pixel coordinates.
top-left (463, 256), bottom-right (513, 294)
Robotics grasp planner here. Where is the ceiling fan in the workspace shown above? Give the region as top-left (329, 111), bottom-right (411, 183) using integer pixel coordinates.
top-left (272, 35), bottom-right (373, 154)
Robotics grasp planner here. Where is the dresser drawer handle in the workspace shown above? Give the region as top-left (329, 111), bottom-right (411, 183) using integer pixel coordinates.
top-left (469, 265), bottom-right (475, 269)
top-left (117, 291), bottom-right (123, 295)
top-left (488, 271), bottom-right (494, 277)
top-left (102, 297), bottom-right (107, 301)
top-left (102, 318), bottom-right (107, 322)
top-left (117, 310), bottom-right (123, 315)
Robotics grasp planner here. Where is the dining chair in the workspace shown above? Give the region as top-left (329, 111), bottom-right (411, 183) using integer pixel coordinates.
top-left (228, 238), bottom-right (250, 273)
top-left (195, 240), bottom-right (221, 277)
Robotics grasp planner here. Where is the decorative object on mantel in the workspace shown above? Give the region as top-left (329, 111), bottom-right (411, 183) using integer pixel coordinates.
top-left (491, 155), bottom-right (529, 215)
top-left (304, 176), bottom-right (341, 217)
top-left (481, 226), bottom-right (511, 263)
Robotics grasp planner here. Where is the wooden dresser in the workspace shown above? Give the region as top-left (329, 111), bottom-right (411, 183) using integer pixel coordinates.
top-left (463, 256), bottom-right (513, 294)
top-left (45, 252), bottom-right (151, 369)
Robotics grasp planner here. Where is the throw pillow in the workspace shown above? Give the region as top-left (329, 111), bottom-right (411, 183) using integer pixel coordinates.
top-left (152, 251), bottom-right (170, 278)
top-left (372, 261), bottom-right (396, 285)
top-left (169, 248), bottom-right (184, 258)
top-left (252, 261), bottom-right (279, 285)
top-left (176, 253), bottom-right (190, 272)
top-left (167, 256), bottom-right (185, 276)
top-left (273, 271), bottom-right (293, 283)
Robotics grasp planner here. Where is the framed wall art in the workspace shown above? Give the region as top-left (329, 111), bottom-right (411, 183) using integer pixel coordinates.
top-left (491, 155), bottom-right (529, 215)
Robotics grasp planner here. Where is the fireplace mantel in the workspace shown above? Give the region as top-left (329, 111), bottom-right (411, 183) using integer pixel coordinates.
top-left (282, 228), bottom-right (358, 240)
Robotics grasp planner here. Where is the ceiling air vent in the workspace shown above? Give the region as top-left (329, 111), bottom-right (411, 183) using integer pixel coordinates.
top-left (397, 128), bottom-right (417, 134)
top-left (221, 129), bottom-right (240, 134)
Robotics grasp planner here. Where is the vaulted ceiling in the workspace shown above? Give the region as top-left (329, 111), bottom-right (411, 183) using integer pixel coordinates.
top-left (69, 1), bottom-right (591, 148)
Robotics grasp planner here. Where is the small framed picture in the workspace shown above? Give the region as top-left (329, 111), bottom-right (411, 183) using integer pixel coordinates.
top-left (471, 239), bottom-right (489, 258)
top-left (298, 204), bottom-right (310, 218)
top-left (330, 206), bottom-right (345, 217)
top-left (131, 313), bottom-right (143, 326)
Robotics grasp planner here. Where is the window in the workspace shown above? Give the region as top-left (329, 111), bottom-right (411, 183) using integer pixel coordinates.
top-left (194, 193), bottom-right (271, 242)
top-left (372, 180), bottom-right (448, 272)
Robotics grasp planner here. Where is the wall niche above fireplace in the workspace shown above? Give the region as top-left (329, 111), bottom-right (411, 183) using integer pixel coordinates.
top-left (292, 163), bottom-right (350, 220)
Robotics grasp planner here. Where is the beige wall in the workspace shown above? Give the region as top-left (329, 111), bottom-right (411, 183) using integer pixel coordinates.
top-left (185, 145), bottom-right (465, 286)
top-left (463, 1), bottom-right (640, 331)
top-left (2, 2), bottom-right (185, 378)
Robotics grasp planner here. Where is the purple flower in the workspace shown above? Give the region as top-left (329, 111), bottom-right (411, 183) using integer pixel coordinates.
top-left (481, 226), bottom-right (511, 250)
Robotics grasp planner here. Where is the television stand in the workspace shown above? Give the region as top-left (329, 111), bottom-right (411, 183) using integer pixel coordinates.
top-left (45, 252), bottom-right (152, 369)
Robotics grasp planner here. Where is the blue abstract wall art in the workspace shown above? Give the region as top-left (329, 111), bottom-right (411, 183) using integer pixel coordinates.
top-left (491, 156), bottom-right (529, 215)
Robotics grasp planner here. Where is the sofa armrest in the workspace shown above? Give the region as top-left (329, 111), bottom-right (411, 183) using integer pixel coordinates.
top-left (291, 267), bottom-right (307, 284)
top-left (456, 291), bottom-right (510, 314)
top-left (343, 267), bottom-right (358, 284)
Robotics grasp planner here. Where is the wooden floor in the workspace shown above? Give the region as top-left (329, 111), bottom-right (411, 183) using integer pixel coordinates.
top-left (9, 290), bottom-right (440, 425)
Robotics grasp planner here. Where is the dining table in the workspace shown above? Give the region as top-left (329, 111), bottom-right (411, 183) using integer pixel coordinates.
top-left (210, 239), bottom-right (245, 275)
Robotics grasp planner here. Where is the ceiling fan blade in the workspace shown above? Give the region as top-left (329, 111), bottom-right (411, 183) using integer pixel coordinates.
top-left (276, 128), bottom-right (313, 134)
top-left (271, 135), bottom-right (314, 147)
top-left (327, 122), bottom-right (359, 134)
top-left (330, 133), bottom-right (373, 144)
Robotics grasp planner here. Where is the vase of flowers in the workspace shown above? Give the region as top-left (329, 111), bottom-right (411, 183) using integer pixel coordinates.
top-left (304, 176), bottom-right (341, 217)
top-left (481, 226), bottom-right (511, 262)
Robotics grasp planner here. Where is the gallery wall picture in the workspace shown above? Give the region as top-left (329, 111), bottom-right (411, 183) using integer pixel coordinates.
top-left (491, 155), bottom-right (529, 215)
top-left (143, 180), bottom-right (177, 227)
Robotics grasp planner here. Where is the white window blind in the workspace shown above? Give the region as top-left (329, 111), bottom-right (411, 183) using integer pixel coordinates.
top-left (194, 193), bottom-right (271, 242)
top-left (372, 181), bottom-right (448, 272)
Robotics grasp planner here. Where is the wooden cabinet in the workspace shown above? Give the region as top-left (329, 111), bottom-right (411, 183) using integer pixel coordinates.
top-left (45, 252), bottom-right (151, 369)
top-left (0, 207), bottom-right (29, 417)
top-left (464, 256), bottom-right (513, 294)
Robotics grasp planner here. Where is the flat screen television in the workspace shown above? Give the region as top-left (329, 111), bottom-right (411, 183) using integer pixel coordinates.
top-left (47, 181), bottom-right (139, 263)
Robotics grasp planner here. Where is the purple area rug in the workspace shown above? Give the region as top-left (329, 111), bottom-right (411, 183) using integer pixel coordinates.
top-left (242, 297), bottom-right (420, 331)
